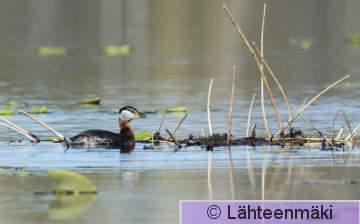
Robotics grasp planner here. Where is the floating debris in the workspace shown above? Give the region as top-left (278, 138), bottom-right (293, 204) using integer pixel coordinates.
top-left (102, 45), bottom-right (132, 56)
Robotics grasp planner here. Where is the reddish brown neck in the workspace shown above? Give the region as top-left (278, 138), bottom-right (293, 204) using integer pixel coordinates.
top-left (119, 120), bottom-right (131, 130)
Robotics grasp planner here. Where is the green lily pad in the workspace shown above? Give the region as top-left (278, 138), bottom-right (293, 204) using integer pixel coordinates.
top-left (135, 131), bottom-right (154, 140)
top-left (35, 47), bottom-right (67, 56)
top-left (102, 45), bottom-right (132, 56)
top-left (79, 97), bottom-right (101, 105)
top-left (0, 101), bottom-right (18, 106)
top-left (346, 36), bottom-right (360, 45)
top-left (48, 170), bottom-right (97, 195)
top-left (0, 108), bottom-right (13, 115)
top-left (32, 106), bottom-right (48, 114)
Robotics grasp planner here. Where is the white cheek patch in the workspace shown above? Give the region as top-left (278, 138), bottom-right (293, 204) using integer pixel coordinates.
top-left (119, 110), bottom-right (134, 121)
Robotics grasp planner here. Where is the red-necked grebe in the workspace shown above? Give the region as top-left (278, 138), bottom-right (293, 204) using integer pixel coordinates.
top-left (68, 106), bottom-right (146, 150)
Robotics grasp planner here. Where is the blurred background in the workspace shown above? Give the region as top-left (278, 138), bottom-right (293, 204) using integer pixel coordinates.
top-left (0, 0), bottom-right (359, 110)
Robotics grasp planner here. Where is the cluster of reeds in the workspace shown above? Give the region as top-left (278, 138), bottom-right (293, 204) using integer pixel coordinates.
top-left (193, 4), bottom-right (356, 150)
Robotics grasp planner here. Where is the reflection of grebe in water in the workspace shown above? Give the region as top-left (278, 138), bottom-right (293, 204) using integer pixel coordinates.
top-left (68, 106), bottom-right (146, 152)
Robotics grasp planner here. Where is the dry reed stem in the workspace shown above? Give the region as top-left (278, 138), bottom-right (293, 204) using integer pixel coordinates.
top-left (0, 116), bottom-right (40, 142)
top-left (19, 109), bottom-right (69, 147)
top-left (260, 4), bottom-right (270, 139)
top-left (246, 92), bottom-right (256, 138)
top-left (207, 79), bottom-right (214, 136)
top-left (292, 106), bottom-right (332, 145)
top-left (156, 107), bottom-right (167, 134)
top-left (0, 121), bottom-right (37, 142)
top-left (223, 5), bottom-right (283, 131)
top-left (275, 75), bottom-right (350, 137)
top-left (331, 104), bottom-right (346, 140)
top-left (345, 124), bottom-right (360, 141)
top-left (165, 128), bottom-right (180, 147)
top-left (166, 114), bottom-right (187, 141)
top-left (343, 111), bottom-right (354, 148)
top-left (253, 43), bottom-right (292, 123)
top-left (227, 66), bottom-right (236, 145)
top-left (336, 127), bottom-right (344, 140)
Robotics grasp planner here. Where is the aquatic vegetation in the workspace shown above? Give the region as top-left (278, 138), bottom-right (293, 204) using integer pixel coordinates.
top-left (79, 97), bottom-right (101, 105)
top-left (135, 131), bottom-right (154, 141)
top-left (346, 36), bottom-right (360, 45)
top-left (0, 108), bottom-right (13, 115)
top-left (0, 100), bottom-right (17, 106)
top-left (35, 47), bottom-right (68, 56)
top-left (48, 170), bottom-right (97, 195)
top-left (102, 45), bottom-right (132, 56)
top-left (31, 106), bottom-right (48, 114)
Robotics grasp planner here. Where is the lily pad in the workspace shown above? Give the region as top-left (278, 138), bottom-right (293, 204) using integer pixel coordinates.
top-left (48, 170), bottom-right (97, 195)
top-left (31, 106), bottom-right (48, 114)
top-left (102, 45), bottom-right (132, 56)
top-left (79, 97), bottom-right (101, 105)
top-left (135, 131), bottom-right (154, 141)
top-left (0, 101), bottom-right (17, 106)
top-left (0, 109), bottom-right (13, 115)
top-left (35, 47), bottom-right (67, 56)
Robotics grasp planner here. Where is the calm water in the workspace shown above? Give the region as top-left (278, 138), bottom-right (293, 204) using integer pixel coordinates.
top-left (0, 0), bottom-right (360, 223)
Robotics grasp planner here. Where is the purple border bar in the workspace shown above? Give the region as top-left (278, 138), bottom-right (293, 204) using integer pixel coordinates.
top-left (181, 201), bottom-right (359, 224)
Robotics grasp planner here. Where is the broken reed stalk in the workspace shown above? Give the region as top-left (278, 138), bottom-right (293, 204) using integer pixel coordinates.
top-left (207, 79), bottom-right (214, 136)
top-left (166, 113), bottom-right (187, 141)
top-left (331, 104), bottom-right (346, 141)
top-left (0, 121), bottom-right (38, 142)
top-left (343, 111), bottom-right (354, 148)
top-left (336, 127), bottom-right (344, 140)
top-left (252, 43), bottom-right (292, 123)
top-left (165, 128), bottom-right (180, 147)
top-left (246, 92), bottom-right (256, 138)
top-left (260, 3), bottom-right (270, 139)
top-left (18, 109), bottom-right (69, 147)
top-left (156, 107), bottom-right (167, 134)
top-left (275, 75), bottom-right (350, 137)
top-left (227, 66), bottom-right (236, 145)
top-left (345, 124), bottom-right (360, 141)
top-left (292, 105), bottom-right (332, 146)
top-left (223, 5), bottom-right (283, 131)
top-left (0, 116), bottom-right (40, 142)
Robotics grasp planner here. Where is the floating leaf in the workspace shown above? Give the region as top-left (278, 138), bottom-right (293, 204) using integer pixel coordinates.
top-left (31, 106), bottom-right (47, 114)
top-left (339, 82), bottom-right (360, 90)
top-left (49, 195), bottom-right (96, 220)
top-left (346, 36), bottom-right (360, 45)
top-left (79, 97), bottom-right (101, 105)
top-left (135, 131), bottom-right (154, 141)
top-left (0, 101), bottom-right (18, 106)
top-left (35, 47), bottom-right (67, 56)
top-left (168, 107), bottom-right (187, 113)
top-left (102, 45), bottom-right (132, 56)
top-left (48, 170), bottom-right (97, 195)
top-left (0, 109), bottom-right (13, 115)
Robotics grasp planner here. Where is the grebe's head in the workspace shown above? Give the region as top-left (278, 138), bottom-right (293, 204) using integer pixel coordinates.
top-left (119, 106), bottom-right (147, 122)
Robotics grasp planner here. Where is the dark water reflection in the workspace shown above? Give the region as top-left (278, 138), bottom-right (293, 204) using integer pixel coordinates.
top-left (0, 0), bottom-right (360, 223)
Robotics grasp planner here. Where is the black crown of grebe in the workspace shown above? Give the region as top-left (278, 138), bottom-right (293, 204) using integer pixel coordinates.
top-left (68, 106), bottom-right (146, 149)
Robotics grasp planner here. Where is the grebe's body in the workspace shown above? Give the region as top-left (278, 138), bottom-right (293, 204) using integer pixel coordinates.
top-left (68, 106), bottom-right (146, 150)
